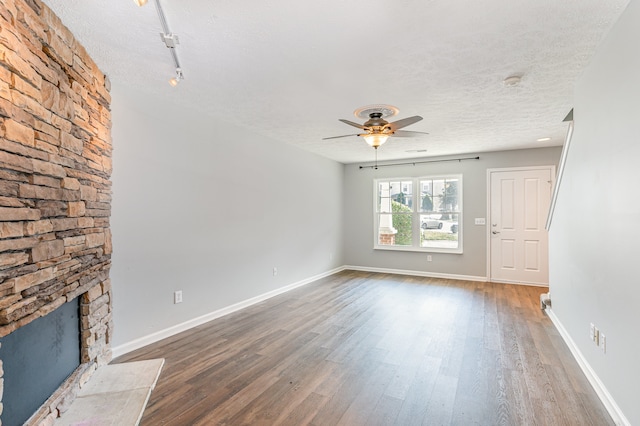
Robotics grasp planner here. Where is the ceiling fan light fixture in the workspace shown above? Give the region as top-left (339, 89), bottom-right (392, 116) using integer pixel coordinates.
top-left (324, 109), bottom-right (424, 151)
top-left (362, 133), bottom-right (390, 148)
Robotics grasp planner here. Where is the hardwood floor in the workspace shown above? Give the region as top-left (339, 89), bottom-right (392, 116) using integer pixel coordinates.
top-left (115, 271), bottom-right (613, 425)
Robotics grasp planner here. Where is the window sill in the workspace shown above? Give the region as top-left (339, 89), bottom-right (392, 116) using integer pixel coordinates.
top-left (373, 245), bottom-right (463, 254)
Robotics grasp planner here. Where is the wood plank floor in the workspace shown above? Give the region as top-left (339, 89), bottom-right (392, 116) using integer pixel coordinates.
top-left (115, 271), bottom-right (614, 425)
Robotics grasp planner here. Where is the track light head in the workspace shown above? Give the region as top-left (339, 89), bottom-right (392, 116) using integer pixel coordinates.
top-left (169, 68), bottom-right (184, 87)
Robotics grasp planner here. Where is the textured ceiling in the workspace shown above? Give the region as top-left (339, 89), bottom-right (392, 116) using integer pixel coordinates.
top-left (42, 0), bottom-right (629, 164)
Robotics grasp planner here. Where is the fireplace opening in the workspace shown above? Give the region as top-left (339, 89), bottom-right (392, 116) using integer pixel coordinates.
top-left (0, 297), bottom-right (81, 426)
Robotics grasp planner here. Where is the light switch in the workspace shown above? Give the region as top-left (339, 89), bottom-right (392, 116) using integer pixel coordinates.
top-left (474, 218), bottom-right (486, 225)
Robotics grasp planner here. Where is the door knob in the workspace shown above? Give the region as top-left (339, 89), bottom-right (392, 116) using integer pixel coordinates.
top-left (492, 231), bottom-right (500, 234)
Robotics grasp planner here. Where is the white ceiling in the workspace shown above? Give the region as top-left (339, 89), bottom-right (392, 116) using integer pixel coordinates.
top-left (42, 0), bottom-right (629, 164)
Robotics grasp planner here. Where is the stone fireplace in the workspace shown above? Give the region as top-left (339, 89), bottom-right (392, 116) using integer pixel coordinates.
top-left (0, 0), bottom-right (113, 424)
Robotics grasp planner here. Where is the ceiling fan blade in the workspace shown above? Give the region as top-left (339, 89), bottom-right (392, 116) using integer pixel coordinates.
top-left (322, 134), bottom-right (360, 140)
top-left (339, 119), bottom-right (366, 130)
top-left (391, 130), bottom-right (429, 137)
top-left (388, 115), bottom-right (423, 131)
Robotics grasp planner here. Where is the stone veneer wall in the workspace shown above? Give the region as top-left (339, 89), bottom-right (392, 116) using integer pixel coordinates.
top-left (0, 0), bottom-right (112, 424)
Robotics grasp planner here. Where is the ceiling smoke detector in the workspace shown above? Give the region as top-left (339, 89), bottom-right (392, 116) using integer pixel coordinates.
top-left (503, 75), bottom-right (522, 86)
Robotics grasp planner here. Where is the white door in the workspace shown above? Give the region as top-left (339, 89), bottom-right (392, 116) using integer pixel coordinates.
top-left (489, 167), bottom-right (553, 286)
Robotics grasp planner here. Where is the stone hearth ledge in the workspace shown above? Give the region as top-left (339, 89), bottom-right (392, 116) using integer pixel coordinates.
top-left (52, 359), bottom-right (164, 426)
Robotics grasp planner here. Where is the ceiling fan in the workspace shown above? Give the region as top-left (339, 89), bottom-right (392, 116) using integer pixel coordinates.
top-left (323, 105), bottom-right (428, 149)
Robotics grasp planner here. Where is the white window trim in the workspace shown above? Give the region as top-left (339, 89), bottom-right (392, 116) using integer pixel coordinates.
top-left (373, 175), bottom-right (463, 254)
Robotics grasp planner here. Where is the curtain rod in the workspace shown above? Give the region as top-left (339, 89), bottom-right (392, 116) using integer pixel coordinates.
top-left (358, 156), bottom-right (480, 170)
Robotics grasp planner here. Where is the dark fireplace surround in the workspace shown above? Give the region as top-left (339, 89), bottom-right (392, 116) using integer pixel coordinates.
top-left (0, 0), bottom-right (113, 424)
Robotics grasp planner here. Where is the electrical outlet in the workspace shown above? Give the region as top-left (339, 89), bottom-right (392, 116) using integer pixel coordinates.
top-left (174, 290), bottom-right (183, 304)
top-left (589, 323), bottom-right (595, 341)
top-left (273, 267), bottom-right (278, 276)
top-left (427, 255), bottom-right (432, 262)
top-left (600, 333), bottom-right (606, 353)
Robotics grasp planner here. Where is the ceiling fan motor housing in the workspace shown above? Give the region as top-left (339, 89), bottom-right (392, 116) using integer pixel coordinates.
top-left (364, 112), bottom-right (391, 131)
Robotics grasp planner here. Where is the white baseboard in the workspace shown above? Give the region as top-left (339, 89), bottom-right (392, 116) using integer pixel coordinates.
top-left (489, 278), bottom-right (550, 288)
top-left (343, 265), bottom-right (487, 282)
top-left (545, 308), bottom-right (630, 426)
top-left (112, 266), bottom-right (346, 358)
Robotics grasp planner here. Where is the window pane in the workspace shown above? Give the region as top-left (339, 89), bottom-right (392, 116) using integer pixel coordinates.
top-left (420, 214), bottom-right (443, 230)
top-left (378, 213), bottom-right (413, 246)
top-left (421, 180), bottom-right (432, 197)
top-left (392, 212), bottom-right (412, 245)
top-left (422, 178), bottom-right (460, 214)
top-left (390, 181), bottom-right (412, 209)
top-left (420, 180), bottom-right (433, 212)
top-left (430, 179), bottom-right (442, 211)
top-left (389, 181), bottom-right (400, 197)
top-left (443, 179), bottom-right (459, 211)
top-left (420, 211), bottom-right (458, 249)
top-left (378, 181), bottom-right (392, 213)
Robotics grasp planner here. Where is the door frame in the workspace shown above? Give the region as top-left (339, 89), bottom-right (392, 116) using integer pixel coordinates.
top-left (486, 165), bottom-right (556, 285)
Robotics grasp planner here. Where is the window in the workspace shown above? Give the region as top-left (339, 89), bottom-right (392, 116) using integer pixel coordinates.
top-left (375, 175), bottom-right (462, 253)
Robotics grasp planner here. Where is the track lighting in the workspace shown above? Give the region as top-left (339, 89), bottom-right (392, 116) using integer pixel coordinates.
top-left (135, 0), bottom-right (185, 86)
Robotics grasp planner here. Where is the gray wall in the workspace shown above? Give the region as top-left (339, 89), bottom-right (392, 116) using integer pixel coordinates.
top-left (549, 1), bottom-right (639, 424)
top-left (343, 148), bottom-right (561, 278)
top-left (110, 85), bottom-right (344, 348)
